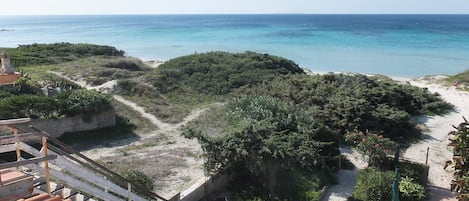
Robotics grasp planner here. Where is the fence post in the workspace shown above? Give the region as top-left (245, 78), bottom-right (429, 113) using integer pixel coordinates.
top-left (12, 127), bottom-right (22, 171)
top-left (42, 135), bottom-right (52, 195)
top-left (425, 147), bottom-right (429, 165)
top-left (128, 183), bottom-right (132, 201)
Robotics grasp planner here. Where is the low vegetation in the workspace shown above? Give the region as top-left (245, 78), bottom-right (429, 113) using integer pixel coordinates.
top-left (446, 117), bottom-right (469, 201)
top-left (0, 87), bottom-right (111, 119)
top-left (2, 44), bottom-right (456, 200)
top-left (119, 52), bottom-right (452, 139)
top-left (184, 95), bottom-right (338, 200)
top-left (0, 43), bottom-right (124, 67)
top-left (352, 168), bottom-right (394, 201)
top-left (445, 70), bottom-right (469, 91)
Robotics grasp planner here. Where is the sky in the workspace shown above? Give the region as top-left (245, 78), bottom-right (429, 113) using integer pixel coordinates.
top-left (0, 0), bottom-right (468, 15)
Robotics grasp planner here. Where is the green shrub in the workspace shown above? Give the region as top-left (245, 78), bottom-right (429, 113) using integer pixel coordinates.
top-left (103, 58), bottom-right (146, 71)
top-left (353, 168), bottom-right (394, 201)
top-left (345, 130), bottom-right (397, 167)
top-left (1, 43), bottom-right (125, 67)
top-left (146, 51), bottom-right (303, 95)
top-left (399, 176), bottom-right (426, 201)
top-left (0, 95), bottom-right (58, 119)
top-left (57, 89), bottom-right (112, 115)
top-left (380, 158), bottom-right (429, 186)
top-left (122, 170), bottom-right (154, 192)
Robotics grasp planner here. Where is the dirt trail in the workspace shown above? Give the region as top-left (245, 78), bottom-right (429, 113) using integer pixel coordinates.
top-left (50, 71), bottom-right (208, 198)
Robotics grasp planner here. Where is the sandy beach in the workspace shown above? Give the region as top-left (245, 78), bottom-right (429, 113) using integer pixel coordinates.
top-left (323, 75), bottom-right (466, 201)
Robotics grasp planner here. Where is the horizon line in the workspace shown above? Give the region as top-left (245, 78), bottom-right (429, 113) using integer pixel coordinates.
top-left (1, 12), bottom-right (469, 16)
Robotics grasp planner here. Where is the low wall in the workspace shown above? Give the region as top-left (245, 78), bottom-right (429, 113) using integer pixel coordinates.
top-left (173, 173), bottom-right (234, 201)
top-left (18, 109), bottom-right (116, 138)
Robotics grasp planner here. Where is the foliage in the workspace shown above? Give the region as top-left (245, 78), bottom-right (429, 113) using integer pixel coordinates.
top-left (184, 95), bottom-right (338, 175)
top-left (103, 57), bottom-right (147, 71)
top-left (345, 129), bottom-right (397, 167)
top-left (445, 70), bottom-right (469, 90)
top-left (144, 51), bottom-right (303, 95)
top-left (275, 167), bottom-right (336, 201)
top-left (245, 73), bottom-right (452, 138)
top-left (119, 52), bottom-right (451, 139)
top-left (57, 89), bottom-right (112, 116)
top-left (231, 167), bottom-right (335, 201)
top-left (399, 176), bottom-right (426, 201)
top-left (352, 168), bottom-right (394, 201)
top-left (446, 117), bottom-right (469, 201)
top-left (0, 88), bottom-right (112, 119)
top-left (122, 170), bottom-right (154, 192)
top-left (184, 95), bottom-right (339, 200)
top-left (0, 43), bottom-right (124, 67)
top-left (380, 158), bottom-right (429, 186)
top-left (0, 95), bottom-right (58, 119)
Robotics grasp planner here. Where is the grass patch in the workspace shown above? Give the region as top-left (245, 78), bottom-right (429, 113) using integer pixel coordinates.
top-left (183, 103), bottom-right (227, 137)
top-left (111, 99), bottom-right (158, 134)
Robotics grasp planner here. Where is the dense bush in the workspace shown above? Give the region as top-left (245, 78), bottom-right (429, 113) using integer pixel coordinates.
top-left (353, 162), bottom-right (428, 201)
top-left (0, 95), bottom-right (58, 119)
top-left (246, 73), bottom-right (452, 138)
top-left (0, 88), bottom-right (112, 119)
top-left (232, 167), bottom-right (335, 201)
top-left (122, 170), bottom-right (154, 192)
top-left (57, 89), bottom-right (112, 116)
top-left (145, 51), bottom-right (303, 94)
top-left (184, 95), bottom-right (339, 200)
top-left (130, 52), bottom-right (452, 140)
top-left (399, 176), bottom-right (426, 201)
top-left (381, 158), bottom-right (429, 186)
top-left (0, 43), bottom-right (124, 67)
top-left (353, 168), bottom-right (394, 201)
top-left (103, 58), bottom-right (146, 71)
top-left (345, 130), bottom-right (397, 167)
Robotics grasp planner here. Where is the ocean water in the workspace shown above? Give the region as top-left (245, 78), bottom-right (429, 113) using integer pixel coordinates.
top-left (1, 14), bottom-right (469, 77)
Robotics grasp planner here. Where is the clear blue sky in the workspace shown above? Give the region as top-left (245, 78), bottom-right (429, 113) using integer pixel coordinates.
top-left (1, 0), bottom-right (468, 15)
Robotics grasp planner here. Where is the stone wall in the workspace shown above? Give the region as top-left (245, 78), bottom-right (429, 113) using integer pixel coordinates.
top-left (18, 109), bottom-right (116, 138)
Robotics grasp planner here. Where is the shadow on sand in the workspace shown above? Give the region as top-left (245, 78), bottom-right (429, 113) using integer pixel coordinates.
top-left (427, 185), bottom-right (457, 201)
top-left (58, 126), bottom-right (141, 151)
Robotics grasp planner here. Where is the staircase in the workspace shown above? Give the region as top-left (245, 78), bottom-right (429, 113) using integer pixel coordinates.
top-left (0, 118), bottom-right (169, 201)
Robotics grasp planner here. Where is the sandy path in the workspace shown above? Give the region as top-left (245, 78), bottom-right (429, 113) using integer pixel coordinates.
top-left (323, 76), bottom-right (464, 201)
top-left (402, 77), bottom-right (467, 201)
top-left (320, 147), bottom-right (367, 201)
top-left (50, 71), bottom-right (209, 198)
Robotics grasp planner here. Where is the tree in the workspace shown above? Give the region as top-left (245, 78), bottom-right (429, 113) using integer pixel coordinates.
top-left (183, 95), bottom-right (339, 200)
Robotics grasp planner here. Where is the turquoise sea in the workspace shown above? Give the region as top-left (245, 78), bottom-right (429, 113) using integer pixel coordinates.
top-left (1, 14), bottom-right (469, 77)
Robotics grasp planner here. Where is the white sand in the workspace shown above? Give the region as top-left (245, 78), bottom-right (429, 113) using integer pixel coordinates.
top-left (323, 75), bottom-right (465, 201)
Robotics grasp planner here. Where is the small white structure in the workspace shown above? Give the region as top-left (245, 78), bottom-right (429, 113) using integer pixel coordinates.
top-left (0, 52), bottom-right (14, 74)
top-left (0, 52), bottom-right (20, 84)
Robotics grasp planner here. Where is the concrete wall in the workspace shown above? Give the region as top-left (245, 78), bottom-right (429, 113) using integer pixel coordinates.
top-left (18, 109), bottom-right (116, 138)
top-left (176, 173), bottom-right (234, 201)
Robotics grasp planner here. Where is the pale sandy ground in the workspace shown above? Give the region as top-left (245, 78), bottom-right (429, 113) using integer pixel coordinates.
top-left (51, 71), bottom-right (207, 198)
top-left (322, 75), bottom-right (464, 201)
top-left (143, 58), bottom-right (165, 68)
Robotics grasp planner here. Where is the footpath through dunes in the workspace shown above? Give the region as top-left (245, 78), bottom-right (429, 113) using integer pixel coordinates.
top-left (322, 75), bottom-right (464, 201)
top-left (403, 76), bottom-right (468, 201)
top-left (50, 71), bottom-right (209, 198)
